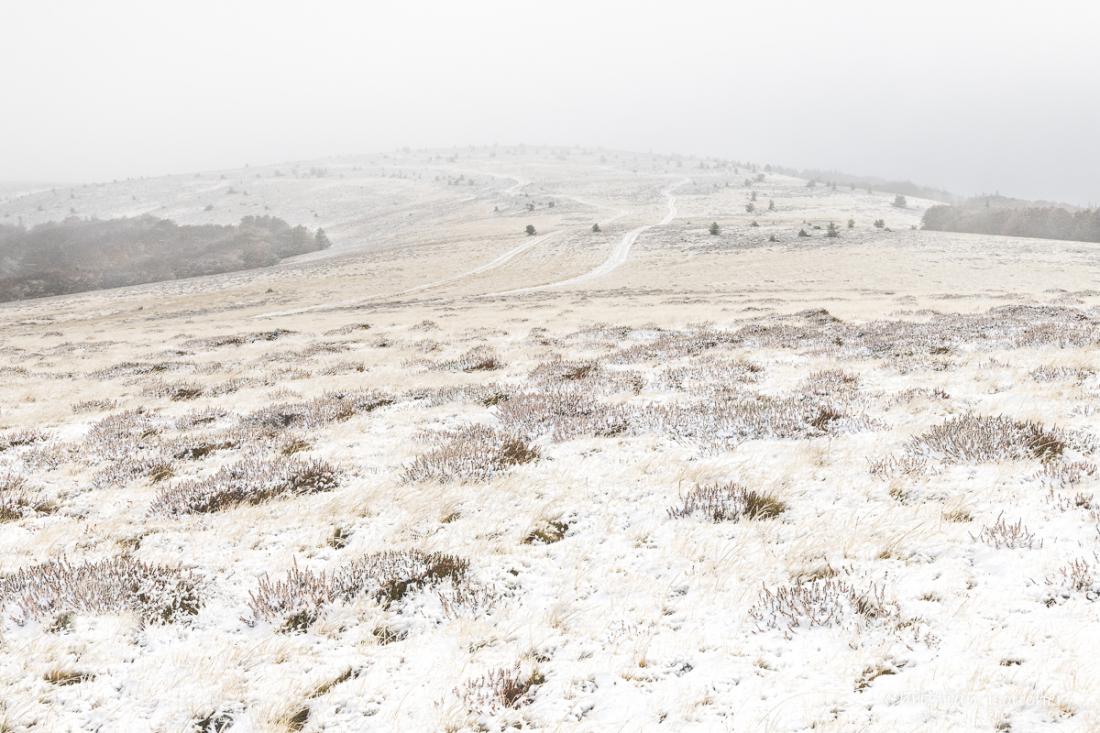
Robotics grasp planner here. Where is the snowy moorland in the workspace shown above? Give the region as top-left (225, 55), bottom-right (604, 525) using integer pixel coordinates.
top-left (1, 147), bottom-right (1099, 731)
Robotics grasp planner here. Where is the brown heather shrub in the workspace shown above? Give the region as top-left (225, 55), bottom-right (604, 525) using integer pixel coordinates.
top-left (1045, 555), bottom-right (1100, 604)
top-left (437, 346), bottom-right (502, 372)
top-left (750, 576), bottom-right (897, 633)
top-left (182, 329), bottom-right (293, 351)
top-left (650, 358), bottom-right (762, 393)
top-left (903, 413), bottom-right (1082, 466)
top-left (0, 556), bottom-right (203, 625)
top-left (173, 408), bottom-right (230, 430)
top-left (609, 328), bottom-right (738, 364)
top-left (496, 388), bottom-right (629, 441)
top-left (71, 398), bottom-right (118, 414)
top-left (668, 483), bottom-right (786, 521)
top-left (89, 360), bottom-right (194, 380)
top-left (635, 391), bottom-right (873, 448)
top-left (1030, 365), bottom-right (1095, 383)
top-left (799, 369), bottom-right (860, 396)
top-left (150, 455), bottom-right (339, 516)
top-left (459, 664), bottom-right (545, 713)
top-left (0, 428), bottom-right (47, 453)
top-left (242, 389), bottom-right (393, 431)
top-left (972, 513), bottom-right (1041, 549)
top-left (405, 383), bottom-right (512, 408)
top-left (0, 472), bottom-right (31, 521)
top-left (403, 425), bottom-right (539, 483)
top-left (248, 550), bottom-right (471, 630)
top-left (523, 519), bottom-right (570, 544)
top-left (529, 358), bottom-right (644, 394)
top-left (141, 379), bottom-right (205, 401)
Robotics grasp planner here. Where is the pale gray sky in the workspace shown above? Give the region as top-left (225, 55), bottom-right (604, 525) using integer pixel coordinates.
top-left (3, 0), bottom-right (1098, 204)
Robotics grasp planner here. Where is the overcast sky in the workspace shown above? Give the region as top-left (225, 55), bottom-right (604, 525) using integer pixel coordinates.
top-left (3, 0), bottom-right (1098, 205)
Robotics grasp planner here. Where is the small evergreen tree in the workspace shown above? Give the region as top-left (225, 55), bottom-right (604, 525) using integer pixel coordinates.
top-left (709, 222), bottom-right (720, 235)
top-left (768, 199), bottom-right (775, 211)
top-left (873, 219), bottom-right (886, 229)
top-left (525, 224), bottom-right (536, 236)
top-left (798, 228), bottom-right (810, 237)
top-left (826, 222), bottom-right (840, 238)
top-left (893, 194), bottom-right (907, 208)
top-left (847, 218), bottom-right (855, 229)
top-left (592, 223), bottom-right (601, 233)
top-left (315, 228), bottom-right (331, 249)
top-left (745, 202), bottom-right (755, 213)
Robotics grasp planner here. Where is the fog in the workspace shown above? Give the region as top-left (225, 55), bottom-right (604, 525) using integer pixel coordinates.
top-left (3, 0), bottom-right (1098, 205)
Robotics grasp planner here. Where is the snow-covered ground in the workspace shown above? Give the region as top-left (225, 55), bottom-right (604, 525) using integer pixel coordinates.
top-left (2, 147), bottom-right (1100, 732)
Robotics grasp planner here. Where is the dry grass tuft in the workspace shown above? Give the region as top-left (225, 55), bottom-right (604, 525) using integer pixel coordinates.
top-left (44, 669), bottom-right (95, 686)
top-left (668, 483), bottom-right (786, 521)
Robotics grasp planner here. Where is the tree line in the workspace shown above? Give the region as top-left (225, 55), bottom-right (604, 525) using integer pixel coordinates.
top-left (0, 215), bottom-right (330, 302)
top-left (922, 202), bottom-right (1100, 243)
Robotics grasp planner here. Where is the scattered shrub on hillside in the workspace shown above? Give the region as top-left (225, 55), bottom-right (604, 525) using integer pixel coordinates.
top-left (142, 379), bottom-right (205, 401)
top-left (906, 414), bottom-right (1079, 465)
top-left (402, 425), bottom-right (539, 483)
top-left (438, 346), bottom-right (502, 372)
top-left (496, 388), bottom-right (628, 441)
top-left (459, 664), bottom-right (545, 713)
top-left (523, 518), bottom-right (570, 544)
top-left (248, 550), bottom-right (472, 630)
top-left (243, 389), bottom-right (393, 431)
top-left (0, 556), bottom-right (203, 625)
top-left (750, 576), bottom-right (897, 633)
top-left (668, 482), bottom-right (786, 521)
top-left (1045, 555), bottom-right (1100, 604)
top-left (972, 513), bottom-right (1041, 550)
top-left (151, 455), bottom-right (339, 516)
top-left (0, 428), bottom-right (46, 453)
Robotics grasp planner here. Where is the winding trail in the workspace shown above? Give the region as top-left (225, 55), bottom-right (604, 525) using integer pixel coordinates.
top-left (392, 230), bottom-right (560, 296)
top-left (254, 175), bottom-right (680, 319)
top-left (491, 177), bottom-right (688, 295)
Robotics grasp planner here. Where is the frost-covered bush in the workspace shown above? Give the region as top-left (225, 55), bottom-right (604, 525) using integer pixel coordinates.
top-left (243, 389), bottom-right (393, 431)
top-left (496, 388), bottom-right (629, 441)
top-left (1045, 556), bottom-right (1100, 604)
top-left (151, 455), bottom-right (339, 515)
top-left (873, 413), bottom-right (1089, 477)
top-left (0, 556), bottom-right (203, 625)
top-left (750, 577), bottom-right (896, 633)
top-left (668, 483), bottom-right (786, 521)
top-left (0, 428), bottom-right (47, 453)
top-left (459, 664), bottom-right (544, 713)
top-left (972, 513), bottom-right (1041, 549)
top-left (435, 346), bottom-right (502, 372)
top-left (403, 425), bottom-right (538, 483)
top-left (249, 550), bottom-right (471, 630)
